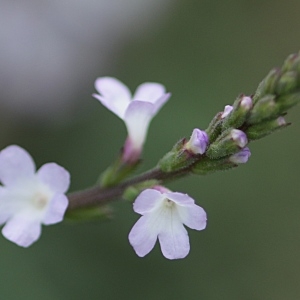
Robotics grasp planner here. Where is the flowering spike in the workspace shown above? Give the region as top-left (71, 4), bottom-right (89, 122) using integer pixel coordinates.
top-left (0, 145), bottom-right (70, 247)
top-left (128, 188), bottom-right (206, 259)
top-left (93, 77), bottom-right (171, 163)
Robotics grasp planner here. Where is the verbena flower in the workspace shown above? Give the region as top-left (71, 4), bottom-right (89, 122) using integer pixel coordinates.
top-left (128, 188), bottom-right (207, 260)
top-left (185, 128), bottom-right (209, 154)
top-left (0, 145), bottom-right (70, 247)
top-left (93, 77), bottom-right (171, 162)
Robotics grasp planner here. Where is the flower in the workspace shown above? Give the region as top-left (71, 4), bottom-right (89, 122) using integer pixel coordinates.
top-left (93, 77), bottom-right (171, 162)
top-left (185, 128), bottom-right (209, 154)
top-left (229, 147), bottom-right (251, 164)
top-left (0, 145), bottom-right (70, 247)
top-left (128, 188), bottom-right (207, 259)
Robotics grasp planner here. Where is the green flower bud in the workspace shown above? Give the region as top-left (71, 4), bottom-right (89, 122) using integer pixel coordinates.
top-left (246, 116), bottom-right (289, 140)
top-left (206, 128), bottom-right (248, 159)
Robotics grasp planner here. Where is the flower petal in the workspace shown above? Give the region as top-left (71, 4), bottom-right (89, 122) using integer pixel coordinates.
top-left (133, 82), bottom-right (166, 103)
top-left (165, 192), bottom-right (195, 206)
top-left (124, 101), bottom-right (154, 150)
top-left (152, 93), bottom-right (171, 115)
top-left (2, 215), bottom-right (41, 247)
top-left (177, 204), bottom-right (207, 230)
top-left (128, 215), bottom-right (158, 257)
top-left (158, 213), bottom-right (190, 259)
top-left (37, 163), bottom-right (70, 194)
top-left (133, 189), bottom-right (164, 215)
top-left (0, 145), bottom-right (36, 186)
top-left (93, 77), bottom-right (132, 119)
top-left (43, 194), bottom-right (68, 225)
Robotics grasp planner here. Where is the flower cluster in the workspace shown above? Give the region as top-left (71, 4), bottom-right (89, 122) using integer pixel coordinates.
top-left (0, 77), bottom-right (254, 260)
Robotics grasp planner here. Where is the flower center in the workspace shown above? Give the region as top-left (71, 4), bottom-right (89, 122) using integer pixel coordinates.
top-left (165, 198), bottom-right (175, 208)
top-left (32, 192), bottom-right (49, 210)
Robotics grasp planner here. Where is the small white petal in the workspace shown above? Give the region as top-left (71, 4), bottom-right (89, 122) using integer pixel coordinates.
top-left (133, 189), bottom-right (164, 215)
top-left (93, 77), bottom-right (132, 119)
top-left (158, 211), bottom-right (190, 259)
top-left (128, 215), bottom-right (158, 257)
top-left (0, 145), bottom-right (35, 186)
top-left (177, 204), bottom-right (207, 230)
top-left (37, 163), bottom-right (70, 194)
top-left (2, 216), bottom-right (41, 247)
top-left (43, 194), bottom-right (69, 225)
top-left (133, 83), bottom-right (166, 103)
top-left (124, 101), bottom-right (154, 150)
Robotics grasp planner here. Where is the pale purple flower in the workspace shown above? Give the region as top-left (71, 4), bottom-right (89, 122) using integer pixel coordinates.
top-left (185, 128), bottom-right (209, 154)
top-left (128, 188), bottom-right (207, 260)
top-left (231, 129), bottom-right (248, 148)
top-left (0, 145), bottom-right (70, 247)
top-left (229, 147), bottom-right (251, 164)
top-left (93, 77), bottom-right (171, 162)
top-left (221, 105), bottom-right (233, 119)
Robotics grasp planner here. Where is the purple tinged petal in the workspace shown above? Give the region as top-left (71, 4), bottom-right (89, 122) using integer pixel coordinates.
top-left (2, 216), bottom-right (41, 247)
top-left (229, 147), bottom-right (251, 164)
top-left (93, 77), bottom-right (132, 119)
top-left (0, 145), bottom-right (36, 186)
top-left (231, 129), bottom-right (248, 148)
top-left (124, 101), bottom-right (154, 150)
top-left (277, 116), bottom-right (286, 126)
top-left (133, 82), bottom-right (166, 103)
top-left (165, 192), bottom-right (195, 206)
top-left (43, 194), bottom-right (69, 225)
top-left (186, 128), bottom-right (209, 154)
top-left (37, 163), bottom-right (70, 194)
top-left (152, 93), bottom-right (171, 115)
top-left (133, 189), bottom-right (164, 215)
top-left (128, 215), bottom-right (158, 257)
top-left (177, 204), bottom-right (207, 230)
top-left (221, 105), bottom-right (233, 119)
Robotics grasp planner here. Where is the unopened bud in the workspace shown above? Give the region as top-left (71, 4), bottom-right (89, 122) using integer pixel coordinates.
top-left (185, 129), bottom-right (209, 155)
top-left (229, 147), bottom-right (251, 164)
top-left (231, 129), bottom-right (248, 148)
top-left (221, 105), bottom-right (233, 119)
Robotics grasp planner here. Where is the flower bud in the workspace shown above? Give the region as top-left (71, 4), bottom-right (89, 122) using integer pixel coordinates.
top-left (185, 129), bottom-right (209, 155)
top-left (229, 147), bottom-right (251, 164)
top-left (206, 128), bottom-right (248, 159)
top-left (246, 116), bottom-right (289, 140)
top-left (222, 96), bottom-right (253, 129)
top-left (231, 129), bottom-right (248, 148)
top-left (221, 105), bottom-right (233, 119)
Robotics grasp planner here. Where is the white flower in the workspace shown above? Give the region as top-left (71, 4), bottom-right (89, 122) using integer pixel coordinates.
top-left (93, 77), bottom-right (171, 162)
top-left (0, 145), bottom-right (70, 247)
top-left (128, 188), bottom-right (207, 259)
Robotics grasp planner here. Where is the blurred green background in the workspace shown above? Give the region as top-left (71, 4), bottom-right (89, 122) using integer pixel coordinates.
top-left (1, 0), bottom-right (300, 299)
